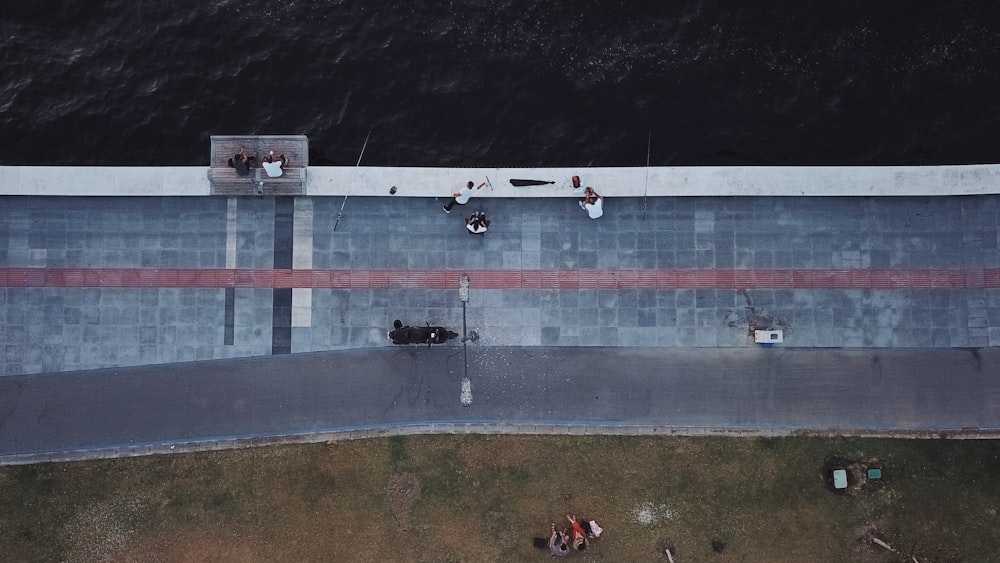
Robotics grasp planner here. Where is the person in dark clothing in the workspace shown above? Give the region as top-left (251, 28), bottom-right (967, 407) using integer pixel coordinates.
top-left (227, 147), bottom-right (256, 176)
top-left (465, 211), bottom-right (490, 236)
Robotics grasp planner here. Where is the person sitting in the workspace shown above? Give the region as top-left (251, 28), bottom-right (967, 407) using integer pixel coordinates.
top-left (549, 524), bottom-right (570, 557)
top-left (227, 147), bottom-right (256, 176)
top-left (579, 187), bottom-right (604, 219)
top-left (262, 152), bottom-right (288, 178)
top-left (567, 515), bottom-right (589, 551)
top-left (466, 211), bottom-right (490, 236)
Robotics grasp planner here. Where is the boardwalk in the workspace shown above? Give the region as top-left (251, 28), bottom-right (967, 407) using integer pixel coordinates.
top-left (1, 194), bottom-right (999, 375)
top-left (2, 189), bottom-right (1000, 461)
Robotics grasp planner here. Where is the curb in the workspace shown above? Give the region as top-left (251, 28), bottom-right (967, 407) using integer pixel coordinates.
top-left (3, 423), bottom-right (999, 466)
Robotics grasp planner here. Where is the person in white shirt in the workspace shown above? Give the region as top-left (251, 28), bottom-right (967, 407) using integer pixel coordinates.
top-left (465, 211), bottom-right (490, 236)
top-left (262, 152), bottom-right (287, 177)
top-left (579, 187), bottom-right (604, 219)
top-left (443, 180), bottom-right (485, 213)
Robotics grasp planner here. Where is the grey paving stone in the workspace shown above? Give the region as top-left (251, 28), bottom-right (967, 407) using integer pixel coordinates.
top-left (578, 308), bottom-right (598, 327)
top-left (540, 327), bottom-right (560, 346)
top-left (657, 308), bottom-right (677, 327)
top-left (696, 309), bottom-right (717, 328)
top-left (637, 309), bottom-right (657, 327)
top-left (157, 326), bottom-right (177, 346)
top-left (717, 326), bottom-right (750, 346)
top-left (968, 327), bottom-right (990, 347)
top-left (597, 307), bottom-right (617, 326)
top-left (618, 308), bottom-right (638, 327)
top-left (4, 195), bottom-right (999, 372)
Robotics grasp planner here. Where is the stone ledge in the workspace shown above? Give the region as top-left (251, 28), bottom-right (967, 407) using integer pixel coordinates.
top-left (2, 164), bottom-right (999, 197)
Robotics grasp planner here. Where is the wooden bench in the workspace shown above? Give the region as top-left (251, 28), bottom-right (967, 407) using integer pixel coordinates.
top-left (209, 135), bottom-right (308, 196)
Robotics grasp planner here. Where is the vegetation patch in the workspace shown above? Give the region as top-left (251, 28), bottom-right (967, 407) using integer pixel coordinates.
top-left (0, 436), bottom-right (998, 562)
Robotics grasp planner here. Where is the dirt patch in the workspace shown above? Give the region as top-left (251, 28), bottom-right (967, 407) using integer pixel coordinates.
top-left (822, 456), bottom-right (867, 495)
top-left (386, 472), bottom-right (421, 534)
top-left (853, 525), bottom-right (962, 563)
top-left (738, 289), bottom-right (790, 336)
top-left (120, 531), bottom-right (264, 563)
top-left (632, 502), bottom-right (678, 525)
top-left (853, 525), bottom-right (896, 560)
top-left (655, 538), bottom-right (678, 560)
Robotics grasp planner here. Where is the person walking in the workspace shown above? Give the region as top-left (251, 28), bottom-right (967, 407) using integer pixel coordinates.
top-left (443, 180), bottom-right (485, 213)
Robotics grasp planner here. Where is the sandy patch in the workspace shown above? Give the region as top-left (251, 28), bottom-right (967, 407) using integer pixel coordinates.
top-left (386, 472), bottom-right (422, 534)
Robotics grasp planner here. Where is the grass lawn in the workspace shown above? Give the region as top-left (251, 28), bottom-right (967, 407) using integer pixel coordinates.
top-left (1, 435), bottom-right (999, 562)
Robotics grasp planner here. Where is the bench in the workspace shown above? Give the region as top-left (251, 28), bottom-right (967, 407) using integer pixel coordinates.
top-left (209, 135), bottom-right (308, 196)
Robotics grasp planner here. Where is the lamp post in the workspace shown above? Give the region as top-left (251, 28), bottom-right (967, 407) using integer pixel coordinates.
top-left (459, 274), bottom-right (476, 406)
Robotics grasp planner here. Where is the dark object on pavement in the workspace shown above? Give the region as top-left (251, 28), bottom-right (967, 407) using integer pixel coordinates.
top-left (388, 319), bottom-right (459, 346)
top-left (509, 179), bottom-right (555, 186)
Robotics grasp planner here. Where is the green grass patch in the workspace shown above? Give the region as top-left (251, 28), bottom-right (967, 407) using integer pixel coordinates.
top-left (0, 436), bottom-right (998, 561)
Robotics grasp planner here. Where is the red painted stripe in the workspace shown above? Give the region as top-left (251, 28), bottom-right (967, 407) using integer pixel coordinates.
top-left (521, 270), bottom-right (540, 288)
top-left (0, 268), bottom-right (998, 290)
top-left (733, 270), bottom-right (753, 288)
top-left (967, 269), bottom-right (986, 289)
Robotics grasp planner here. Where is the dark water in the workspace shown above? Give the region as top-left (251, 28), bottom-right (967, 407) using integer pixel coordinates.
top-left (3, 1), bottom-right (1000, 167)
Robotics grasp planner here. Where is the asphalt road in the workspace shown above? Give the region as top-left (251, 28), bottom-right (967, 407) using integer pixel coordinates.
top-left (1, 346), bottom-right (998, 462)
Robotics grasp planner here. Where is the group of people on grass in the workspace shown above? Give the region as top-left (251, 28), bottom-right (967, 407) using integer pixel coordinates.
top-left (442, 178), bottom-right (604, 237)
top-left (548, 514), bottom-right (603, 557)
top-left (227, 147), bottom-right (288, 178)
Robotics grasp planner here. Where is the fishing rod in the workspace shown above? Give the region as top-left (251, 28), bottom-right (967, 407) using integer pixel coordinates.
top-left (641, 136), bottom-right (678, 223)
top-left (334, 129), bottom-right (372, 232)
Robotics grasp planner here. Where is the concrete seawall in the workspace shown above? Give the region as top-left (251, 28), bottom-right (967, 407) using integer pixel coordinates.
top-left (3, 164), bottom-right (1000, 197)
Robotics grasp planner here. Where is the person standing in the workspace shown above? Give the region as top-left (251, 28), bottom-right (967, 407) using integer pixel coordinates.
top-left (579, 186), bottom-right (604, 219)
top-left (443, 180), bottom-right (485, 213)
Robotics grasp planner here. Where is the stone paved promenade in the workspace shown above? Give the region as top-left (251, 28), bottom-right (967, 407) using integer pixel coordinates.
top-left (2, 193), bottom-right (1000, 375)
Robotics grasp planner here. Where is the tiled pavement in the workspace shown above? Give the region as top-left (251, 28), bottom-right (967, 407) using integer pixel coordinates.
top-left (2, 194), bottom-right (1000, 375)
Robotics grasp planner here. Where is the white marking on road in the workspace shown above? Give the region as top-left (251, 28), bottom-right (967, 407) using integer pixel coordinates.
top-left (292, 198), bottom-right (313, 327)
top-left (461, 377), bottom-right (472, 406)
top-left (292, 197), bottom-right (313, 269)
top-left (292, 288), bottom-right (312, 327)
top-left (226, 197), bottom-right (237, 269)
